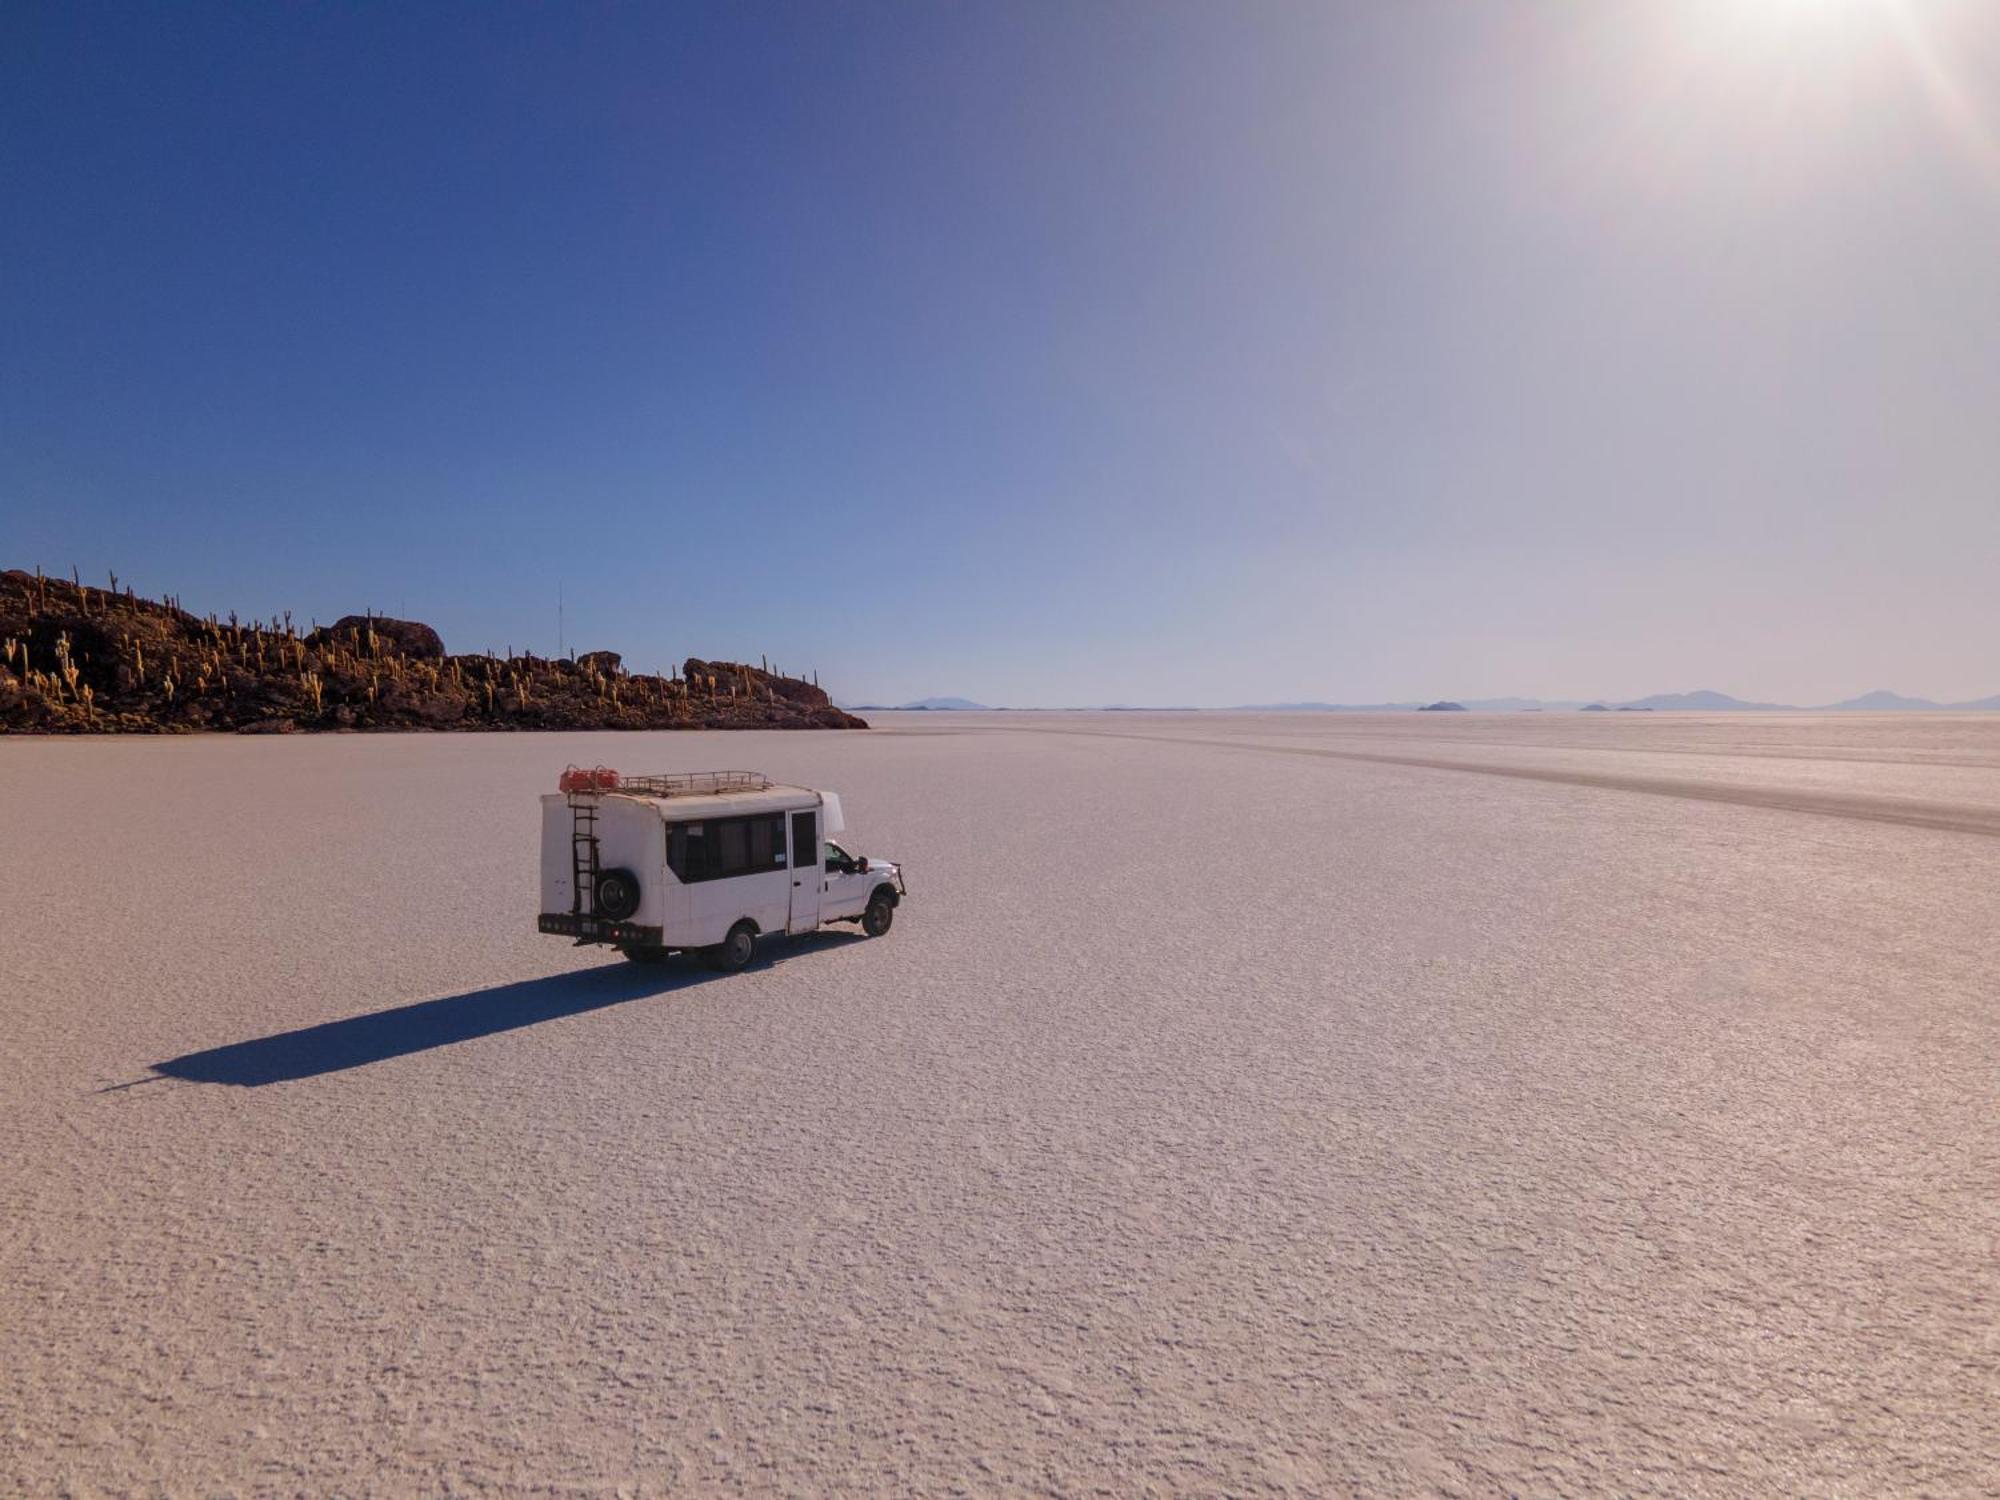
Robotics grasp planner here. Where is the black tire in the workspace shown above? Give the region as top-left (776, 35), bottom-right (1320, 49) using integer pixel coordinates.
top-left (594, 867), bottom-right (641, 921)
top-left (622, 944), bottom-right (672, 965)
top-left (862, 890), bottom-right (895, 937)
top-left (705, 921), bottom-right (758, 972)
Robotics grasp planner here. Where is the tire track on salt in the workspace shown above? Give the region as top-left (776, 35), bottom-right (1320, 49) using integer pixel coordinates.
top-left (1007, 725), bottom-right (2000, 840)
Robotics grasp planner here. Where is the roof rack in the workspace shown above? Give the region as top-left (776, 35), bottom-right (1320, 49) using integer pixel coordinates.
top-left (611, 770), bottom-right (773, 799)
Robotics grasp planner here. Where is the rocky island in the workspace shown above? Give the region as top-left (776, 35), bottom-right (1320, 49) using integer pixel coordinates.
top-left (0, 569), bottom-right (865, 733)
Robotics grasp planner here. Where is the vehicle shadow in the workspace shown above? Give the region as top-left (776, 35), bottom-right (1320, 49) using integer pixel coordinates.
top-left (146, 933), bottom-right (863, 1088)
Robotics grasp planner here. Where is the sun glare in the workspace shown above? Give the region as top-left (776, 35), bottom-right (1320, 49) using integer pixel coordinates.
top-left (1695, 0), bottom-right (1892, 51)
top-left (1675, 0), bottom-right (2000, 196)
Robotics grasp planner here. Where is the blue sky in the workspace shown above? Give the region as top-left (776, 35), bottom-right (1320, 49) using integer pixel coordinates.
top-left (6, 1), bottom-right (2000, 706)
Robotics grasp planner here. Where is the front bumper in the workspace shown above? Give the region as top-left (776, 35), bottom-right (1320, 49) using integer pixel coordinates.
top-left (538, 913), bottom-right (664, 946)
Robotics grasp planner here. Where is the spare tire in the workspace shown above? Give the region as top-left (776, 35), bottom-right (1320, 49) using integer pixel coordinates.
top-left (594, 867), bottom-right (641, 920)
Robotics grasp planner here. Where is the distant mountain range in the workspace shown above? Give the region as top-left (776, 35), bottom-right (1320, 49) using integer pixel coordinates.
top-left (845, 695), bottom-right (993, 711)
top-left (845, 686), bottom-right (2000, 714)
top-left (1820, 688), bottom-right (2000, 710)
top-left (1236, 687), bottom-right (2000, 712)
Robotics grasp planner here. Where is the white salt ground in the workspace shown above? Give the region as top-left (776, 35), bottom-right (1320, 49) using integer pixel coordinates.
top-left (2, 712), bottom-right (1997, 1497)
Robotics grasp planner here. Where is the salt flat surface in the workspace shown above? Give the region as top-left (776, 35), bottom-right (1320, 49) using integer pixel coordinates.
top-left (3, 713), bottom-right (1997, 1496)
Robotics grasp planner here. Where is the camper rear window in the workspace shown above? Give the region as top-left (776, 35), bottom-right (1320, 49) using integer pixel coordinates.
top-left (669, 813), bottom-right (788, 882)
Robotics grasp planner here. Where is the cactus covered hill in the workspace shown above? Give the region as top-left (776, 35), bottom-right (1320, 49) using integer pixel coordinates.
top-left (0, 569), bottom-right (866, 733)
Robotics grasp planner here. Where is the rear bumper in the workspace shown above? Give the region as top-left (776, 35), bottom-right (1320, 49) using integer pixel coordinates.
top-left (538, 913), bottom-right (664, 946)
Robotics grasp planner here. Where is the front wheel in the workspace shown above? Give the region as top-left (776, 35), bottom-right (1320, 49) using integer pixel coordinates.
top-left (704, 921), bottom-right (758, 972)
top-left (862, 892), bottom-right (895, 937)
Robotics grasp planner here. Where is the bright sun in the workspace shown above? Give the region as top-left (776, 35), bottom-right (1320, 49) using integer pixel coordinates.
top-left (1707, 0), bottom-right (1891, 44)
top-left (1686, 0), bottom-right (2000, 190)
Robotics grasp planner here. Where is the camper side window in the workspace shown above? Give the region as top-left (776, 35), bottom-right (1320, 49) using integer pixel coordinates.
top-left (749, 814), bottom-right (786, 869)
top-left (669, 814), bottom-right (789, 882)
top-left (669, 822), bottom-right (715, 882)
top-left (718, 818), bottom-right (749, 874)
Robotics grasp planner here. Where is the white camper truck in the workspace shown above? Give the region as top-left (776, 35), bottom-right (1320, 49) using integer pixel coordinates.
top-left (537, 768), bottom-right (906, 970)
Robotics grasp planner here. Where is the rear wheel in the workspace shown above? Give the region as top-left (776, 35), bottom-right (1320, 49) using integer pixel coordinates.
top-left (622, 944), bottom-right (672, 965)
top-left (704, 921), bottom-right (758, 972)
top-left (862, 890), bottom-right (895, 937)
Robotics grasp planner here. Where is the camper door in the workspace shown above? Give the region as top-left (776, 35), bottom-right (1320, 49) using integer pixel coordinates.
top-left (787, 807), bottom-right (821, 934)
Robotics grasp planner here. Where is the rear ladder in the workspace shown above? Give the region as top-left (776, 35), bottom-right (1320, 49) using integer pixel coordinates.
top-left (568, 793), bottom-right (601, 917)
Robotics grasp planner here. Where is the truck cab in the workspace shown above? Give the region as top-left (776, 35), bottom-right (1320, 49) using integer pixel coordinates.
top-left (821, 838), bottom-right (902, 925)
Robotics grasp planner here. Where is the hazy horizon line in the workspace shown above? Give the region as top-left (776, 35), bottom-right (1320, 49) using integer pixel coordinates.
top-left (854, 687), bottom-right (2000, 713)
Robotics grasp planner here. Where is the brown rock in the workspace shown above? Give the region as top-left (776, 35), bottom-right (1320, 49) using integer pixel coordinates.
top-left (1, 568), bottom-right (867, 734)
top-left (306, 615), bottom-right (446, 660)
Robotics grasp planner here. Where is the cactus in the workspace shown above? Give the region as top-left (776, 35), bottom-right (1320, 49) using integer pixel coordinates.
top-left (54, 633), bottom-right (79, 700)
